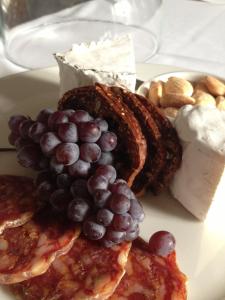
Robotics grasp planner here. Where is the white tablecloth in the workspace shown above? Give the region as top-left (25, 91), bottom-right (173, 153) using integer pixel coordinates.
top-left (1, 0), bottom-right (225, 78)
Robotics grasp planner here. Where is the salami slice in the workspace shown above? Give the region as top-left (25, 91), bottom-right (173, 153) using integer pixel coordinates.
top-left (0, 211), bottom-right (80, 284)
top-left (109, 238), bottom-right (187, 300)
top-left (0, 175), bottom-right (37, 234)
top-left (11, 237), bottom-right (131, 300)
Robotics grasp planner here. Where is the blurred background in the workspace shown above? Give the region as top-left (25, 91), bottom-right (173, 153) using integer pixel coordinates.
top-left (0, 0), bottom-right (225, 76)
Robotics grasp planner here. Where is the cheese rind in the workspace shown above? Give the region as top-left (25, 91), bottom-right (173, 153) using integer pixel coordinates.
top-left (55, 35), bottom-right (136, 96)
top-left (171, 105), bottom-right (225, 220)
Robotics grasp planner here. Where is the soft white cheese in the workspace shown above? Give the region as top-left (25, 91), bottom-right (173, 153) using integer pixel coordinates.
top-left (54, 34), bottom-right (136, 97)
top-left (170, 105), bottom-right (225, 220)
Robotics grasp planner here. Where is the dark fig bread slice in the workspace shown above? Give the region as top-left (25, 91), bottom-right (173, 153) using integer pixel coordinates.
top-left (58, 84), bottom-right (147, 187)
top-left (110, 86), bottom-right (166, 195)
top-left (135, 94), bottom-right (182, 192)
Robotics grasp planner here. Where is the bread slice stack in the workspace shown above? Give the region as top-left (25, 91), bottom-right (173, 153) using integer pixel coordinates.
top-left (58, 83), bottom-right (182, 194)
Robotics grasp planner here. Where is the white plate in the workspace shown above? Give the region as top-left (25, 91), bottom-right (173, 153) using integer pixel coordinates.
top-left (0, 64), bottom-right (225, 300)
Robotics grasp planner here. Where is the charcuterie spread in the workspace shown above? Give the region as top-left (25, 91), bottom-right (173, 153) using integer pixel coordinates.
top-left (0, 36), bottom-right (191, 299)
top-left (2, 84), bottom-right (186, 299)
top-left (0, 176), bottom-right (36, 234)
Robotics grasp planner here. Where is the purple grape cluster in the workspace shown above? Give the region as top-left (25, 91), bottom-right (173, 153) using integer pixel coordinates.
top-left (8, 108), bottom-right (116, 174)
top-left (8, 108), bottom-right (145, 246)
top-left (69, 165), bottom-right (145, 246)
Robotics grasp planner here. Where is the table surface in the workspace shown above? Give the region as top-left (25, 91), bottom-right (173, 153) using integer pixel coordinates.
top-left (1, 0), bottom-right (225, 79)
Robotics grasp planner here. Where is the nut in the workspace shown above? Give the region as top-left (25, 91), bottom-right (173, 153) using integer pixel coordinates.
top-left (148, 81), bottom-right (164, 106)
top-left (164, 77), bottom-right (194, 97)
top-left (216, 96), bottom-right (225, 110)
top-left (193, 90), bottom-right (216, 106)
top-left (194, 79), bottom-right (209, 93)
top-left (204, 76), bottom-right (225, 96)
top-left (162, 107), bottom-right (179, 119)
top-left (160, 93), bottom-right (195, 108)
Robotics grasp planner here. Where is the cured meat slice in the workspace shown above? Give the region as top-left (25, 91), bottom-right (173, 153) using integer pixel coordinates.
top-left (58, 84), bottom-right (147, 187)
top-left (135, 94), bottom-right (182, 193)
top-left (109, 238), bottom-right (187, 300)
top-left (0, 175), bottom-right (36, 234)
top-left (0, 211), bottom-right (80, 284)
top-left (11, 237), bottom-right (131, 300)
top-left (111, 87), bottom-right (166, 195)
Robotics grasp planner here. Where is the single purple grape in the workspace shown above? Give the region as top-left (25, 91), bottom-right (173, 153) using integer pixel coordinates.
top-left (94, 118), bottom-right (108, 132)
top-left (97, 152), bottom-right (114, 165)
top-left (109, 194), bottom-right (131, 214)
top-left (80, 143), bottom-right (101, 163)
top-left (36, 108), bottom-right (54, 124)
top-left (19, 119), bottom-right (35, 138)
top-left (125, 227), bottom-right (140, 241)
top-left (50, 189), bottom-right (71, 212)
top-left (96, 209), bottom-right (114, 226)
top-left (95, 165), bottom-right (117, 184)
top-left (17, 145), bottom-right (42, 169)
top-left (94, 189), bottom-right (111, 208)
top-left (105, 230), bottom-right (125, 244)
top-left (102, 239), bottom-right (115, 248)
top-left (36, 181), bottom-right (54, 202)
top-left (40, 132), bottom-right (61, 155)
top-left (87, 175), bottom-right (108, 194)
top-left (29, 122), bottom-right (47, 142)
top-left (109, 180), bottom-right (134, 199)
top-left (8, 115), bottom-right (27, 133)
top-left (97, 131), bottom-right (117, 152)
top-left (68, 159), bottom-right (91, 178)
top-left (148, 231), bottom-right (176, 257)
top-left (48, 111), bottom-right (68, 130)
top-left (8, 132), bottom-right (20, 146)
top-left (69, 110), bottom-right (92, 123)
top-left (113, 213), bottom-right (132, 231)
top-left (129, 198), bottom-right (145, 222)
top-left (56, 143), bottom-right (79, 166)
top-left (57, 122), bottom-right (78, 143)
top-left (70, 179), bottom-right (90, 199)
top-left (83, 220), bottom-right (106, 240)
top-left (56, 173), bottom-right (72, 189)
top-left (127, 218), bottom-right (138, 232)
top-left (68, 199), bottom-right (89, 222)
top-left (78, 121), bottom-right (101, 143)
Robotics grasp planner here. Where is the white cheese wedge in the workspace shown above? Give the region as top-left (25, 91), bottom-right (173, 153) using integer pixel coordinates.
top-left (54, 34), bottom-right (136, 97)
top-left (170, 105), bottom-right (225, 220)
